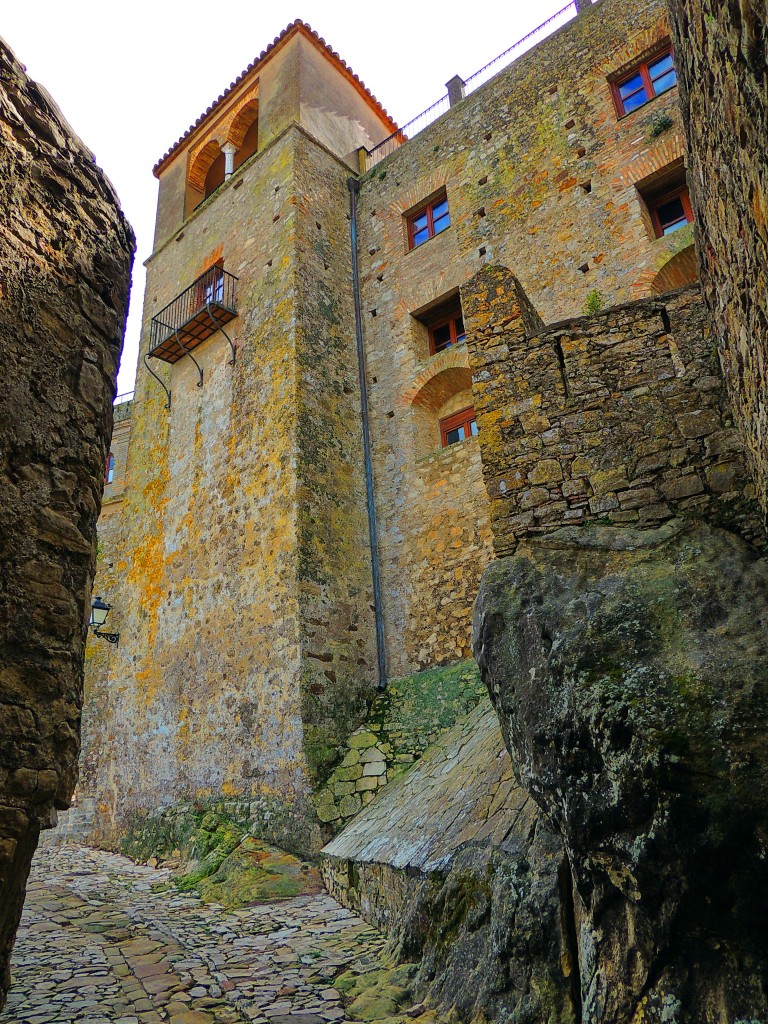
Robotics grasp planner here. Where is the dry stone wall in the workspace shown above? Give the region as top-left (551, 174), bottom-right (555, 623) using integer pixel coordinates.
top-left (667, 0), bottom-right (768, 520)
top-left (0, 38), bottom-right (133, 1007)
top-left (462, 266), bottom-right (764, 556)
top-left (314, 660), bottom-right (486, 831)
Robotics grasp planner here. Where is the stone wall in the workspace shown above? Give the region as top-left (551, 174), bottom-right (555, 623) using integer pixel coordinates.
top-left (0, 38), bottom-right (133, 1007)
top-left (78, 122), bottom-right (376, 853)
top-left (102, 399), bottom-right (132, 502)
top-left (667, 0), bottom-right (768, 519)
top-left (462, 266), bottom-right (764, 556)
top-left (314, 660), bottom-right (486, 831)
top-left (356, 0), bottom-right (697, 677)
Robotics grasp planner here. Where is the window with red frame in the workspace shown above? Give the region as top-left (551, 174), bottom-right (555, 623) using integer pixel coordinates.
top-left (407, 192), bottom-right (450, 249)
top-left (649, 185), bottom-right (693, 237)
top-left (440, 406), bottom-right (478, 448)
top-left (425, 297), bottom-right (466, 354)
top-left (613, 47), bottom-right (677, 116)
top-left (105, 453), bottom-right (115, 484)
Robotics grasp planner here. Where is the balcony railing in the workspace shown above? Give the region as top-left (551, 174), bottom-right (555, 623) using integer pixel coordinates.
top-left (149, 266), bottom-right (238, 364)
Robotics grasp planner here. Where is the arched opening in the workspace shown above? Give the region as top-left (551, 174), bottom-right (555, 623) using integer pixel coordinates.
top-left (407, 366), bottom-right (476, 458)
top-left (203, 151), bottom-right (225, 199)
top-left (649, 244), bottom-right (698, 294)
top-left (230, 101), bottom-right (259, 171)
top-left (186, 140), bottom-right (225, 216)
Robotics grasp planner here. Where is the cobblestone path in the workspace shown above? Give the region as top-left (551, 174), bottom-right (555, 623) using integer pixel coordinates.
top-left (1, 845), bottom-right (387, 1024)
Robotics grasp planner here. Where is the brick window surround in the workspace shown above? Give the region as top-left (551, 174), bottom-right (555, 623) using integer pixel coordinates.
top-left (649, 185), bottom-right (693, 237)
top-left (407, 190), bottom-right (450, 249)
top-left (421, 296), bottom-right (466, 354)
top-left (105, 453), bottom-right (115, 484)
top-left (440, 406), bottom-right (478, 447)
top-left (612, 46), bottom-right (677, 116)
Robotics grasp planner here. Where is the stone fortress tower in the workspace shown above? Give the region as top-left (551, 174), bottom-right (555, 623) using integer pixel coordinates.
top-left (76, 0), bottom-right (739, 850)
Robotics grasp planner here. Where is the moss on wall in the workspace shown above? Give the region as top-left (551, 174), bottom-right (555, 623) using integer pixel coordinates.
top-left (314, 659), bottom-right (486, 830)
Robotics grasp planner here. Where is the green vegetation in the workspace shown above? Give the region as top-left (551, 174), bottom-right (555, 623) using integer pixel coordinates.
top-left (649, 112), bottom-right (674, 138)
top-left (583, 289), bottom-right (605, 316)
top-left (373, 659), bottom-right (486, 757)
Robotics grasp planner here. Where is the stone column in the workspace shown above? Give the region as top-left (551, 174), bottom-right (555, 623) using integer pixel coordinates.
top-left (222, 142), bottom-right (237, 179)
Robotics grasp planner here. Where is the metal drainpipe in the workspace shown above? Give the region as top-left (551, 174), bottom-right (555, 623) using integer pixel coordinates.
top-left (348, 175), bottom-right (387, 690)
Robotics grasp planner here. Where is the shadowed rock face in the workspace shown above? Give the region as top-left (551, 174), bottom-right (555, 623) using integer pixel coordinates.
top-left (666, 0), bottom-right (768, 518)
top-left (0, 38), bottom-right (133, 1006)
top-left (474, 521), bottom-right (768, 1022)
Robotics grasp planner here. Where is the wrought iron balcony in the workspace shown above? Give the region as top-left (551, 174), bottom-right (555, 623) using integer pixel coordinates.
top-left (148, 266), bottom-right (238, 364)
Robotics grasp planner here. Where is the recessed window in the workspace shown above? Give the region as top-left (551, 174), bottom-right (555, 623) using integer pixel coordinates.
top-left (407, 191), bottom-right (450, 249)
top-left (612, 46), bottom-right (677, 117)
top-left (416, 294), bottom-right (466, 355)
top-left (440, 406), bottom-right (478, 447)
top-left (650, 185), bottom-right (693, 237)
top-left (430, 312), bottom-right (466, 354)
top-left (105, 453), bottom-right (115, 485)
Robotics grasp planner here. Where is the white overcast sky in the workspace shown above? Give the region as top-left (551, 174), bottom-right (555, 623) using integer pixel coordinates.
top-left (4, 1), bottom-right (569, 394)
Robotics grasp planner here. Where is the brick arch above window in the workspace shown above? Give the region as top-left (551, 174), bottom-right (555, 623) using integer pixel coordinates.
top-left (389, 173), bottom-right (450, 218)
top-left (227, 99), bottom-right (259, 149)
top-left (592, 19), bottom-right (674, 82)
top-left (188, 139), bottom-right (225, 193)
top-left (400, 349), bottom-right (473, 411)
top-left (609, 135), bottom-right (686, 192)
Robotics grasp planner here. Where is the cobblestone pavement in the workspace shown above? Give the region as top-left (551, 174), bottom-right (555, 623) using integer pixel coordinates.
top-left (1, 844), bottom-right (387, 1024)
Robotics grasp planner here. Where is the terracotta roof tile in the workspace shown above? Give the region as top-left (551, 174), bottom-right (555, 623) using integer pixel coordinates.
top-left (153, 19), bottom-right (398, 176)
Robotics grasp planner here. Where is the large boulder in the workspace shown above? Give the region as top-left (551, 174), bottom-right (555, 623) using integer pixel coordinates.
top-left (474, 520), bottom-right (768, 1022)
top-left (0, 38), bottom-right (133, 1005)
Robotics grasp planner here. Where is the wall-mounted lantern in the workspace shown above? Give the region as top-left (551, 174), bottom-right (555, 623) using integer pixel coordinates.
top-left (89, 597), bottom-right (119, 647)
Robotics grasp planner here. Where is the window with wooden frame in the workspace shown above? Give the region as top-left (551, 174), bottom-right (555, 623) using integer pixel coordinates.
top-left (197, 259), bottom-right (225, 306)
top-left (407, 190), bottom-right (450, 249)
top-left (649, 184), bottom-right (693, 237)
top-left (440, 406), bottom-right (478, 447)
top-left (612, 45), bottom-right (677, 117)
top-left (418, 294), bottom-right (466, 355)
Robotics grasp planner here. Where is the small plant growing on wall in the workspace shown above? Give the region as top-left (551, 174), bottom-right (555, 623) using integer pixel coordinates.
top-left (649, 113), bottom-right (674, 138)
top-left (583, 289), bottom-right (605, 316)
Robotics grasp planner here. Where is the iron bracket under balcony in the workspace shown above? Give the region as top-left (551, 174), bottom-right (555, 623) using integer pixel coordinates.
top-left (148, 266), bottom-right (238, 366)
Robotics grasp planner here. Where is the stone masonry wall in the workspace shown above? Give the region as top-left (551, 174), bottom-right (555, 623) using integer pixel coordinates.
top-left (78, 123), bottom-right (376, 853)
top-left (102, 399), bottom-right (132, 503)
top-left (356, 0), bottom-right (695, 678)
top-left (0, 39), bottom-right (133, 1006)
top-left (314, 660), bottom-right (486, 832)
top-left (667, 0), bottom-right (768, 519)
top-left (462, 265), bottom-right (764, 556)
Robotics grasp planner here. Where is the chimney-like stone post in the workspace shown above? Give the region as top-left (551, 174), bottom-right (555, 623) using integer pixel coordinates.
top-left (446, 75), bottom-right (466, 107)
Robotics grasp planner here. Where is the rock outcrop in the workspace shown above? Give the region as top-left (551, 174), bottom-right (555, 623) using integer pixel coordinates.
top-left (666, 0), bottom-right (768, 518)
top-left (0, 38), bottom-right (133, 1005)
top-left (474, 520), bottom-right (768, 1021)
top-left (322, 700), bottom-right (578, 1023)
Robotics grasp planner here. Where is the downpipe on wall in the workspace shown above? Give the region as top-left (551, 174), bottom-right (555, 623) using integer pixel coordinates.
top-left (348, 175), bottom-right (387, 691)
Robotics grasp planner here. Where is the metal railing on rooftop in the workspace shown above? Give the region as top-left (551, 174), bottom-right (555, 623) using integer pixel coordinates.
top-left (362, 1), bottom-right (590, 170)
top-left (114, 391), bottom-right (135, 406)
